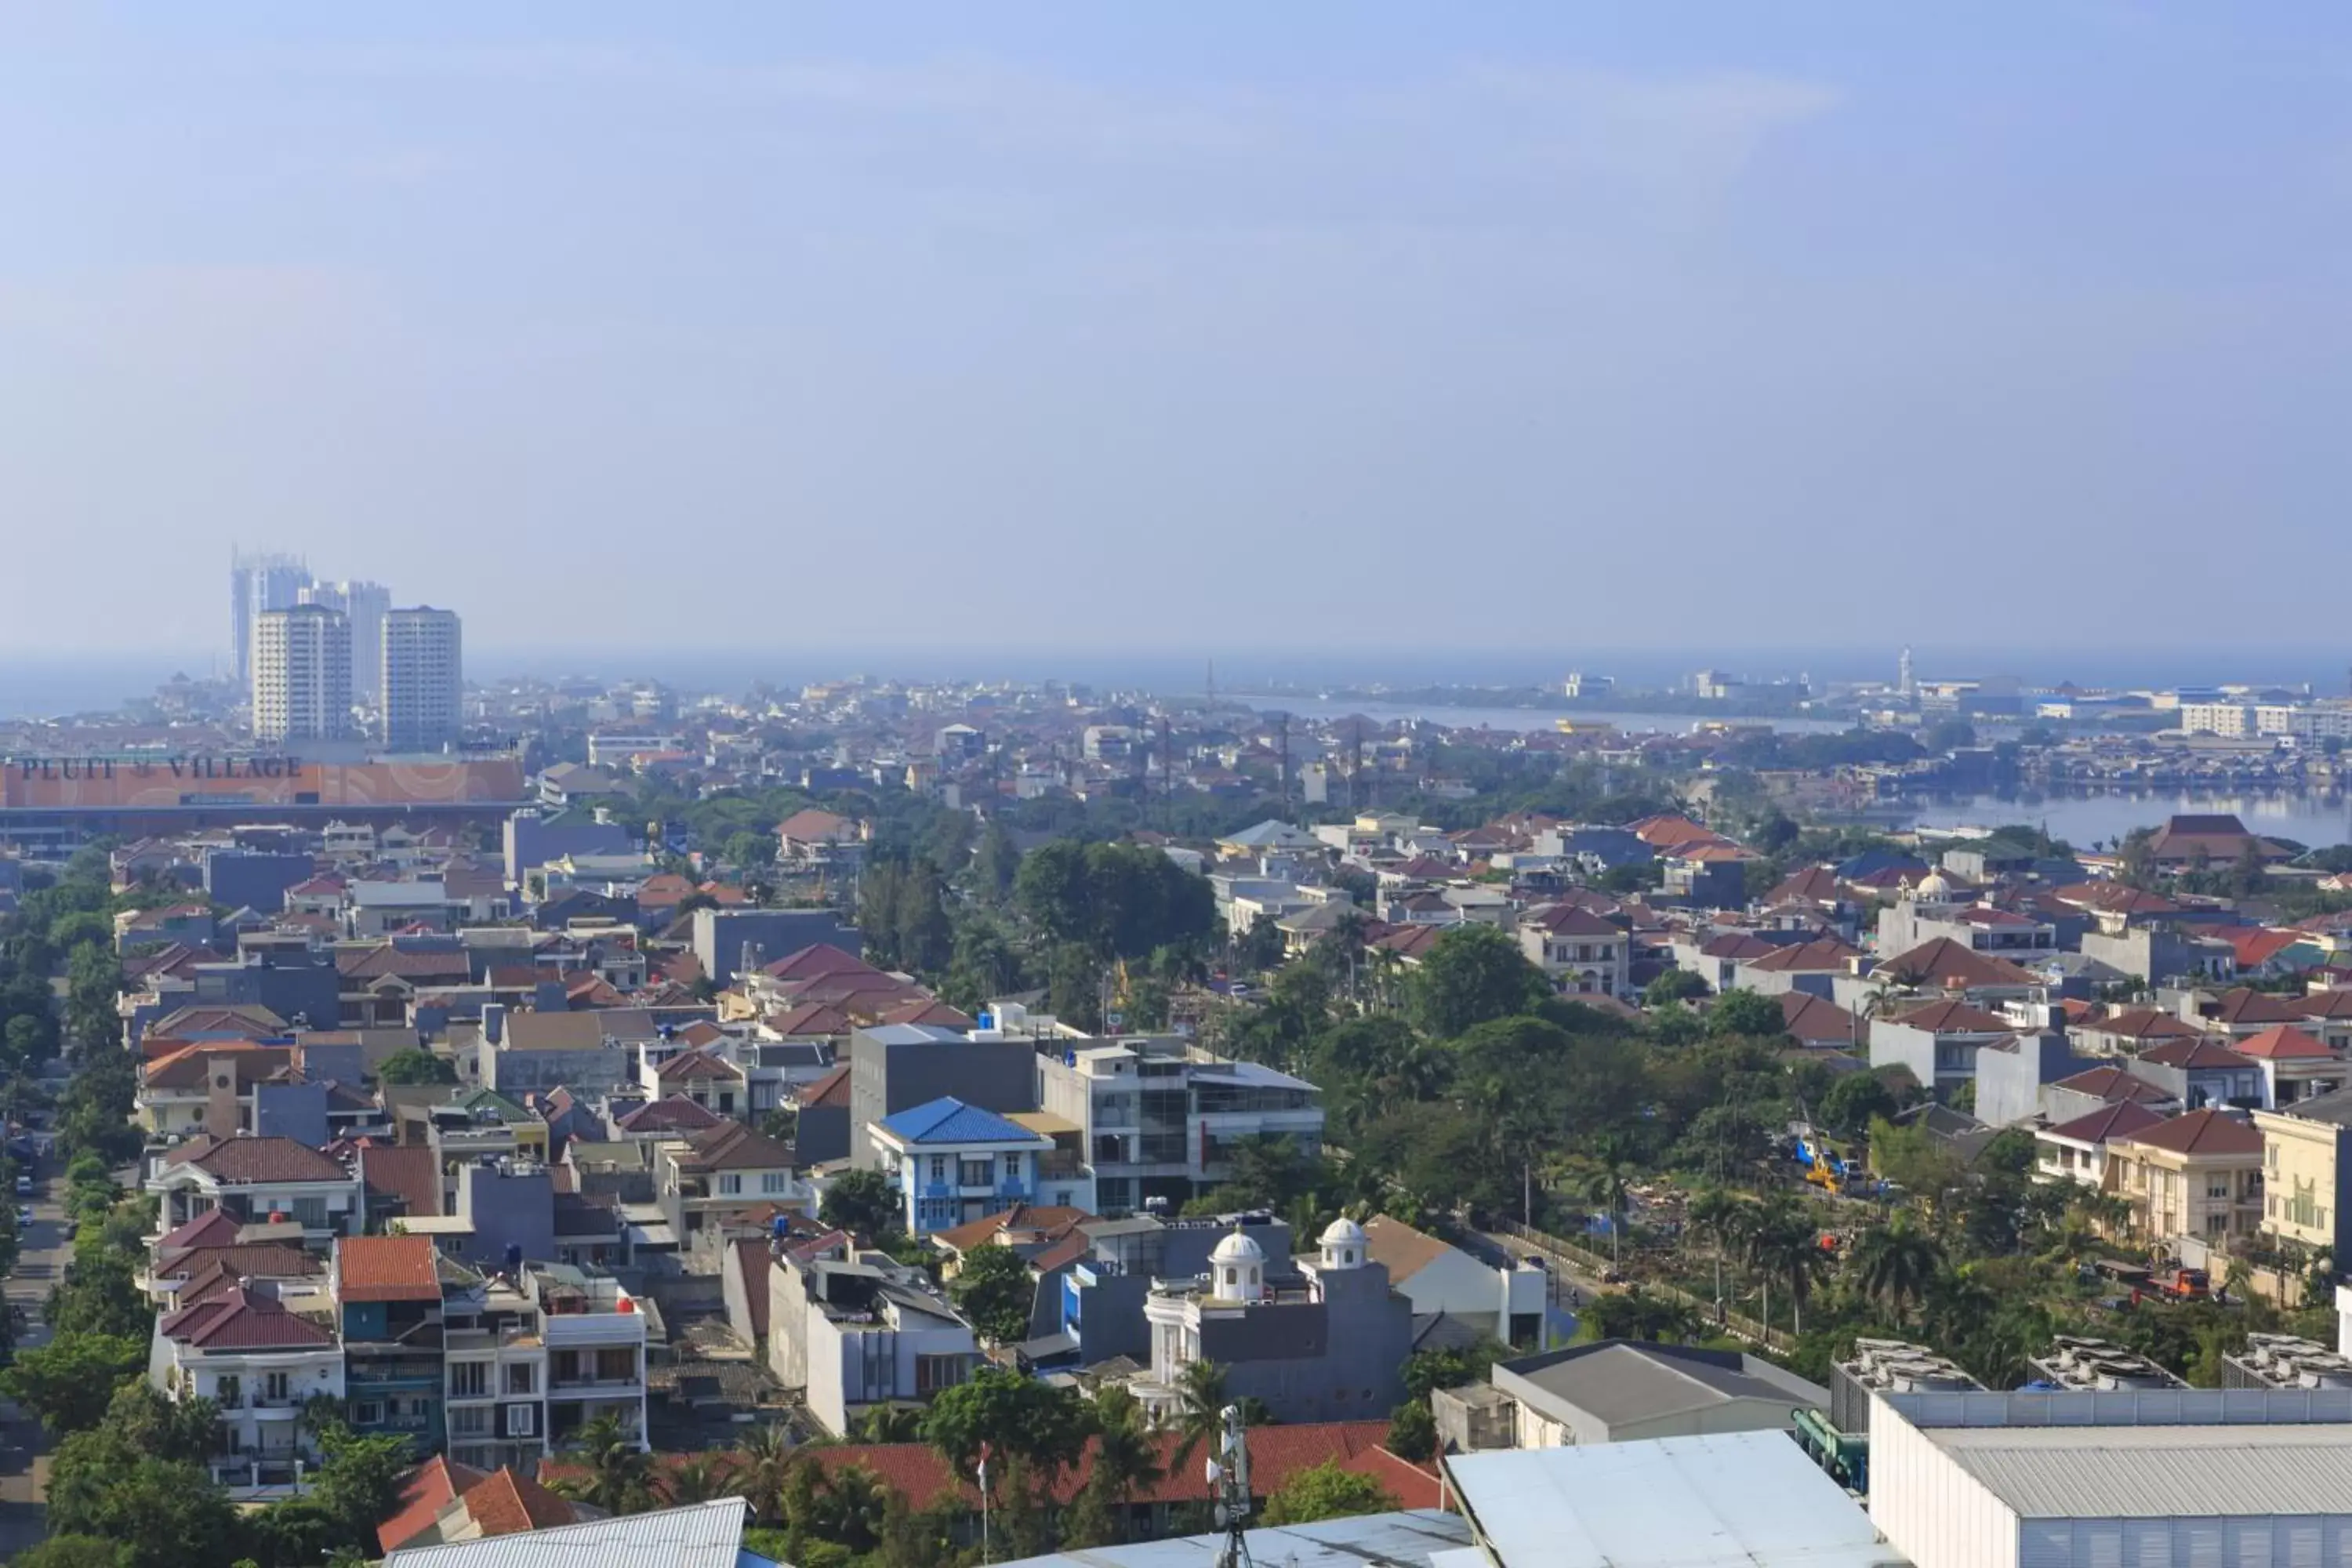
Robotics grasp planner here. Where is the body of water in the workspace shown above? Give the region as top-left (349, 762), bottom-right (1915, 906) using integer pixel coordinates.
top-left (1244, 696), bottom-right (1853, 736)
top-left (1883, 792), bottom-right (2352, 853)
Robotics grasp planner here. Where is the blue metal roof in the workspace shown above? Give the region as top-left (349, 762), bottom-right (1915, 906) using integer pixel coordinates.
top-left (877, 1097), bottom-right (1040, 1147)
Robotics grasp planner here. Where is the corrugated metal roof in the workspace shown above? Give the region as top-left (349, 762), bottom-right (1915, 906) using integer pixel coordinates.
top-left (1446, 1432), bottom-right (1896, 1568)
top-left (995, 1508), bottom-right (1469, 1568)
top-left (1929, 1424), bottom-right (2352, 1519)
top-left (383, 1497), bottom-right (760, 1568)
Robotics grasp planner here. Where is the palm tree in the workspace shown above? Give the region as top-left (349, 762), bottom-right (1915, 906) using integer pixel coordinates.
top-left (663, 1454), bottom-right (740, 1507)
top-left (552, 1412), bottom-right (657, 1515)
top-left (1849, 1221), bottom-right (1946, 1327)
top-left (851, 1404), bottom-right (926, 1443)
top-left (1574, 1160), bottom-right (1635, 1272)
top-left (1740, 1194), bottom-right (1819, 1335)
top-left (1686, 1186), bottom-right (1745, 1322)
top-left (733, 1424), bottom-right (799, 1526)
top-left (1165, 1359), bottom-right (1233, 1478)
top-left (1080, 1385), bottom-right (1166, 1545)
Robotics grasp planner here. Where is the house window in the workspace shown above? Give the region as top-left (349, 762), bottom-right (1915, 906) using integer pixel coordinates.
top-left (959, 1160), bottom-right (992, 1188)
top-left (506, 1363), bottom-right (535, 1396)
top-left (214, 1375), bottom-right (242, 1408)
top-left (450, 1363), bottom-right (488, 1399)
top-left (597, 1348), bottom-right (635, 1383)
top-left (929, 1156), bottom-right (947, 1182)
top-left (354, 1401), bottom-right (384, 1427)
top-left (915, 1355), bottom-right (967, 1396)
top-left (503, 1403), bottom-right (537, 1439)
top-left (262, 1372), bottom-right (289, 1403)
top-left (718, 1174), bottom-right (742, 1196)
top-left (449, 1406), bottom-right (488, 1436)
top-left (1003, 1155), bottom-right (1021, 1181)
top-left (762, 1172), bottom-right (789, 1196)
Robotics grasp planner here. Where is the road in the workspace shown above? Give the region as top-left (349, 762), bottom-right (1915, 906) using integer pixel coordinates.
top-left (0, 1175), bottom-right (67, 1559)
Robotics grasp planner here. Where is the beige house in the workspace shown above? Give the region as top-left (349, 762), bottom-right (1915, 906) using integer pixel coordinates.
top-left (2100, 1109), bottom-right (2265, 1247)
top-left (2253, 1087), bottom-right (2352, 1261)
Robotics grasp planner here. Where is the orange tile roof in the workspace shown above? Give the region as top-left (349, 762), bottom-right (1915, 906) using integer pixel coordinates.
top-left (377, 1457), bottom-right (491, 1554)
top-left (336, 1234), bottom-right (442, 1303)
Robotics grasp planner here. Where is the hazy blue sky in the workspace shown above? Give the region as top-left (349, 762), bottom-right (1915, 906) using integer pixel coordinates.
top-left (3, 5), bottom-right (2348, 667)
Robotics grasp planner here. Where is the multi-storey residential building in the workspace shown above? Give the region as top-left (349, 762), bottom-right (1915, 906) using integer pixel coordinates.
top-left (767, 1236), bottom-right (978, 1436)
top-left (2256, 1087), bottom-right (2352, 1268)
top-left (1033, 1033), bottom-right (1323, 1216)
top-left (383, 606), bottom-right (463, 750)
top-left (148, 1134), bottom-right (366, 1249)
top-left (868, 1098), bottom-right (1062, 1236)
top-left (301, 579), bottom-right (392, 703)
top-left (655, 1120), bottom-right (805, 1242)
top-left (252, 603), bottom-right (353, 743)
top-left (1515, 904), bottom-right (1632, 997)
top-left (231, 547), bottom-right (309, 688)
top-left (335, 1235), bottom-right (448, 1454)
top-left (154, 1279), bottom-right (344, 1497)
top-left (2099, 1108), bottom-right (2266, 1247)
top-left (532, 1264), bottom-right (650, 1449)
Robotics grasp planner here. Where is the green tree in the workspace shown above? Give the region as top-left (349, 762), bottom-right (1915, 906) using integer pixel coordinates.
top-left (949, 1244), bottom-right (1039, 1345)
top-left (1406, 923), bottom-right (1550, 1039)
top-left (375, 1047), bottom-right (456, 1086)
top-left (726, 831), bottom-right (777, 869)
top-left (1849, 1220), bottom-right (1947, 1328)
top-left (818, 1167), bottom-right (903, 1242)
top-left (1261, 1459), bottom-right (1399, 1526)
top-left (2118, 827), bottom-right (2158, 890)
top-left (733, 1424), bottom-right (800, 1526)
top-left (306, 1423), bottom-right (419, 1552)
top-left (0, 1330), bottom-right (147, 1434)
top-left (1578, 1287), bottom-right (1700, 1343)
top-left (1163, 1359), bottom-right (1236, 1480)
top-left (1065, 1385), bottom-right (1163, 1548)
top-left (1384, 1400), bottom-right (1437, 1462)
top-left (9, 1537), bottom-right (125, 1568)
top-left (1820, 1073), bottom-right (1899, 1138)
top-left (1643, 969), bottom-right (1708, 1007)
top-left (1707, 988), bottom-right (1785, 1038)
top-left (550, 1412), bottom-right (656, 1515)
top-left (920, 1364), bottom-right (1089, 1505)
top-left (2232, 840), bottom-right (2270, 898)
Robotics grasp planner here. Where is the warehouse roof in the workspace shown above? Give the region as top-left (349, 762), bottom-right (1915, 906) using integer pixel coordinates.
top-left (1926, 1423), bottom-right (2352, 1518)
top-left (1445, 1433), bottom-right (1892, 1568)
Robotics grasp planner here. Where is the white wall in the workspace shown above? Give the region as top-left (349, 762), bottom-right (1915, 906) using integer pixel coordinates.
top-left (1867, 1397), bottom-right (2019, 1568)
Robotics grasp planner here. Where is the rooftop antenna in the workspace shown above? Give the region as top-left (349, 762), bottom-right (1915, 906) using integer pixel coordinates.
top-left (1208, 1403), bottom-right (1255, 1568)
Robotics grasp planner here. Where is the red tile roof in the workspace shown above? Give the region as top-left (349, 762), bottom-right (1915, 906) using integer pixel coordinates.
top-left (175, 1134), bottom-right (351, 1185)
top-left (2074, 1008), bottom-right (2201, 1044)
top-left (766, 1002), bottom-right (858, 1038)
top-left (1780, 992), bottom-right (1861, 1047)
top-left (655, 1047), bottom-right (743, 1083)
top-left (2135, 1037), bottom-right (2257, 1071)
top-left (359, 1144), bottom-right (444, 1218)
top-left (336, 1235), bottom-right (443, 1302)
top-left (159, 1286), bottom-right (336, 1349)
top-left (2049, 1065), bottom-right (2176, 1106)
top-left (2209, 989), bottom-right (2309, 1028)
top-left (1879, 938), bottom-right (2041, 990)
top-left (616, 1096), bottom-right (727, 1134)
top-left (797, 1064), bottom-right (852, 1110)
top-left (458, 1468), bottom-right (581, 1537)
top-left (1886, 998), bottom-right (2012, 1034)
top-left (2234, 1024), bottom-right (2335, 1061)
top-left (378, 1457), bottom-right (492, 1555)
top-left (2118, 1109), bottom-right (2264, 1158)
top-left (2043, 1101), bottom-right (2169, 1146)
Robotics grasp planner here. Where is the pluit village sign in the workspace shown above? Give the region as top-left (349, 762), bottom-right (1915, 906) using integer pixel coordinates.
top-left (6, 755), bottom-right (304, 780)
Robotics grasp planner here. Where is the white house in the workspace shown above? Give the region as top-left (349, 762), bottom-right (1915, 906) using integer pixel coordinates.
top-left (768, 1236), bottom-right (979, 1436)
top-left (868, 1098), bottom-right (1057, 1237)
top-left (151, 1283), bottom-right (345, 1498)
top-left (147, 1135), bottom-right (366, 1247)
top-left (1362, 1214), bottom-right (1548, 1344)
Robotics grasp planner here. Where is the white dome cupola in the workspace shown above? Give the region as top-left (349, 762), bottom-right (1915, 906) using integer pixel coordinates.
top-left (1319, 1216), bottom-right (1367, 1271)
top-left (1209, 1227), bottom-right (1266, 1301)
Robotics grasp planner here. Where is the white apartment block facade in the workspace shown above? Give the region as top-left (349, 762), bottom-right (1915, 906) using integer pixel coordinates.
top-left (252, 604), bottom-right (354, 743)
top-left (382, 606), bottom-right (463, 750)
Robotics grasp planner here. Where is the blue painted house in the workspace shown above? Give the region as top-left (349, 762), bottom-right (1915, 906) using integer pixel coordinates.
top-left (867, 1097), bottom-right (1065, 1236)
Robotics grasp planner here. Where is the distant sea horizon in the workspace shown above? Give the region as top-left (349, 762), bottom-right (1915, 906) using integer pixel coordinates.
top-left (5, 643), bottom-right (2352, 722)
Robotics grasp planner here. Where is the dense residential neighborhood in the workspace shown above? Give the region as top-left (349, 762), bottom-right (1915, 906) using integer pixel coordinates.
top-left (14, 595), bottom-right (2352, 1566)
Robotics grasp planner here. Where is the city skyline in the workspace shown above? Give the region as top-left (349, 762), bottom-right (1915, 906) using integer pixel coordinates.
top-left (5, 6), bottom-right (2351, 658)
